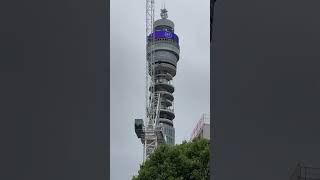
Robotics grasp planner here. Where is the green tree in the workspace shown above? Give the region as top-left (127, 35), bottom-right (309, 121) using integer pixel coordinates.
top-left (132, 138), bottom-right (210, 180)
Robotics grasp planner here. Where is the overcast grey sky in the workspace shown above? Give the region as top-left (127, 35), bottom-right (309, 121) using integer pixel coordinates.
top-left (111, 0), bottom-right (210, 179)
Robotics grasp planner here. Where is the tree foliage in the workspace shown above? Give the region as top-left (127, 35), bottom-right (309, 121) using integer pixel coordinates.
top-left (132, 138), bottom-right (210, 180)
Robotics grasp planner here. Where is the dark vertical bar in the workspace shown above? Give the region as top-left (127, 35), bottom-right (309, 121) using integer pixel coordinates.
top-left (0, 0), bottom-right (109, 179)
top-left (210, 0), bottom-right (216, 43)
top-left (210, 1), bottom-right (216, 180)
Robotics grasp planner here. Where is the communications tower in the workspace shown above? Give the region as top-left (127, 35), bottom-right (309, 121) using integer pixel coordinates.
top-left (134, 6), bottom-right (180, 161)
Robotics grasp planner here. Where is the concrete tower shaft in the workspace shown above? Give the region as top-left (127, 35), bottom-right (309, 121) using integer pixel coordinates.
top-left (134, 7), bottom-right (180, 161)
top-left (146, 8), bottom-right (180, 145)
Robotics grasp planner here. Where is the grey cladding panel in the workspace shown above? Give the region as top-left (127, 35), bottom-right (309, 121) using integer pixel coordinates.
top-left (147, 43), bottom-right (180, 59)
top-left (156, 51), bottom-right (177, 60)
top-left (154, 51), bottom-right (178, 66)
top-left (154, 19), bottom-right (174, 29)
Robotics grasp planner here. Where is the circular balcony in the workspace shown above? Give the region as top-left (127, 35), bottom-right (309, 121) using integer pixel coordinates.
top-left (159, 91), bottom-right (174, 101)
top-left (149, 63), bottom-right (176, 77)
top-left (158, 118), bottom-right (173, 126)
top-left (149, 82), bottom-right (174, 94)
top-left (155, 73), bottom-right (173, 81)
top-left (162, 99), bottom-right (173, 107)
top-left (159, 108), bottom-right (175, 120)
top-left (149, 91), bottom-right (174, 102)
top-left (149, 97), bottom-right (173, 107)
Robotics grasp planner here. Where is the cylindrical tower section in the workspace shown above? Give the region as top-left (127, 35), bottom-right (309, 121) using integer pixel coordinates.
top-left (147, 8), bottom-right (180, 145)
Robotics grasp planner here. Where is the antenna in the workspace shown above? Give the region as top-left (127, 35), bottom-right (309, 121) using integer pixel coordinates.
top-left (160, 8), bottom-right (168, 19)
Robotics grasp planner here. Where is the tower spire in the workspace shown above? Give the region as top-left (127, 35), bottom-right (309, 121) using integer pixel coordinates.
top-left (160, 8), bottom-right (168, 19)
